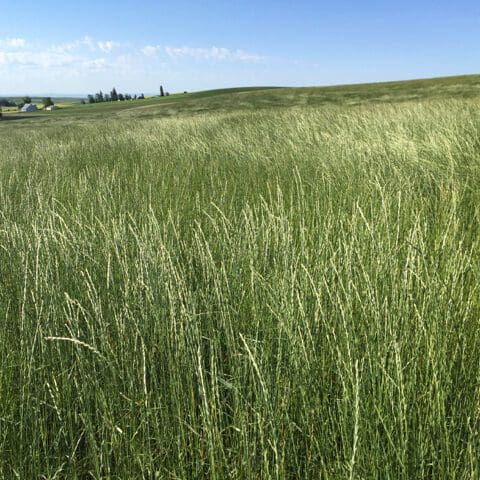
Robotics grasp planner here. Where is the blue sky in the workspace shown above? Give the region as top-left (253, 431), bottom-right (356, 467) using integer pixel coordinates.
top-left (0, 0), bottom-right (479, 95)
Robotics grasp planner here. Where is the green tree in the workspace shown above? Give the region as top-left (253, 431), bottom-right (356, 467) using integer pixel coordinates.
top-left (0, 98), bottom-right (16, 107)
top-left (22, 96), bottom-right (32, 104)
top-left (110, 88), bottom-right (118, 101)
top-left (42, 97), bottom-right (54, 108)
top-left (160, 85), bottom-right (165, 97)
top-left (87, 94), bottom-right (95, 104)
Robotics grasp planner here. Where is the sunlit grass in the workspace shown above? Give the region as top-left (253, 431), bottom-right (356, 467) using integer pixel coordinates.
top-left (1, 97), bottom-right (480, 478)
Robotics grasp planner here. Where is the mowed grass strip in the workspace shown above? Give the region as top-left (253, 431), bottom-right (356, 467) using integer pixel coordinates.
top-left (1, 96), bottom-right (480, 478)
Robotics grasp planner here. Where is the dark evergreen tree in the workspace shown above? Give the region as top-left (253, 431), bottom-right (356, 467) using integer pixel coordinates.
top-left (160, 85), bottom-right (165, 97)
top-left (110, 88), bottom-right (118, 101)
top-left (87, 94), bottom-right (95, 104)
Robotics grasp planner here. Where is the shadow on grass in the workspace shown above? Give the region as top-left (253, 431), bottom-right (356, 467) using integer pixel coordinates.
top-left (1, 115), bottom-right (40, 122)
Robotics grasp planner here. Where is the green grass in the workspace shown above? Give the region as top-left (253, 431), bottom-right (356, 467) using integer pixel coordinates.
top-left (1, 75), bottom-right (480, 478)
top-left (1, 87), bottom-right (278, 122)
top-left (4, 74), bottom-right (480, 125)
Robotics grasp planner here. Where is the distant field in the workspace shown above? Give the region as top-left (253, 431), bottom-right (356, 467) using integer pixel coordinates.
top-left (1, 87), bottom-right (278, 122)
top-left (1, 97), bottom-right (82, 113)
top-left (1, 75), bottom-right (480, 478)
top-left (3, 74), bottom-right (480, 124)
top-left (7, 96), bottom-right (83, 104)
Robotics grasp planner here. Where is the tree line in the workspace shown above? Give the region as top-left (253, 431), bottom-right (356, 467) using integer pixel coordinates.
top-left (84, 88), bottom-right (145, 104)
top-left (1, 84), bottom-right (174, 111)
top-left (0, 96), bottom-right (55, 109)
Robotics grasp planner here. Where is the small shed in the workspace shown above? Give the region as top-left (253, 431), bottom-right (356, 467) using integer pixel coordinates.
top-left (46, 105), bottom-right (59, 111)
top-left (21, 103), bottom-right (38, 112)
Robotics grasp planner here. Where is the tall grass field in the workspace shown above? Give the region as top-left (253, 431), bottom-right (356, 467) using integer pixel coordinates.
top-left (1, 79), bottom-right (480, 478)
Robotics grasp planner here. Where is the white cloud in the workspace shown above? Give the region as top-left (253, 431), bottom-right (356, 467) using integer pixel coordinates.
top-left (81, 58), bottom-right (107, 71)
top-left (0, 36), bottom-right (270, 94)
top-left (141, 45), bottom-right (160, 57)
top-left (50, 36), bottom-right (95, 53)
top-left (0, 48), bottom-right (105, 72)
top-left (49, 37), bottom-right (122, 55)
top-left (164, 45), bottom-right (264, 62)
top-left (0, 50), bottom-right (75, 67)
top-left (0, 36), bottom-right (123, 74)
top-left (140, 44), bottom-right (264, 63)
top-left (97, 41), bottom-right (121, 53)
top-left (0, 37), bottom-right (27, 48)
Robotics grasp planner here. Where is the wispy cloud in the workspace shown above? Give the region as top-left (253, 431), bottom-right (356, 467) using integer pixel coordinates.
top-left (0, 50), bottom-right (76, 68)
top-left (0, 36), bottom-right (271, 94)
top-left (50, 36), bottom-right (95, 53)
top-left (165, 45), bottom-right (264, 62)
top-left (141, 44), bottom-right (264, 63)
top-left (0, 37), bottom-right (27, 48)
top-left (141, 45), bottom-right (160, 57)
top-left (0, 36), bottom-right (126, 72)
top-left (81, 58), bottom-right (107, 71)
top-left (97, 41), bottom-right (122, 53)
top-left (50, 37), bottom-right (122, 54)
top-left (1, 36), bottom-right (264, 69)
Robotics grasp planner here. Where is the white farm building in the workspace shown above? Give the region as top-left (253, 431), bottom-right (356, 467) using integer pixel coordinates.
top-left (21, 103), bottom-right (38, 112)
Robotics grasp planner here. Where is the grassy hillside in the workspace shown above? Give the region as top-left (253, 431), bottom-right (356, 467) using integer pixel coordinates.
top-left (1, 76), bottom-right (480, 478)
top-left (3, 74), bottom-right (480, 125)
top-left (0, 87), bottom-right (279, 123)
